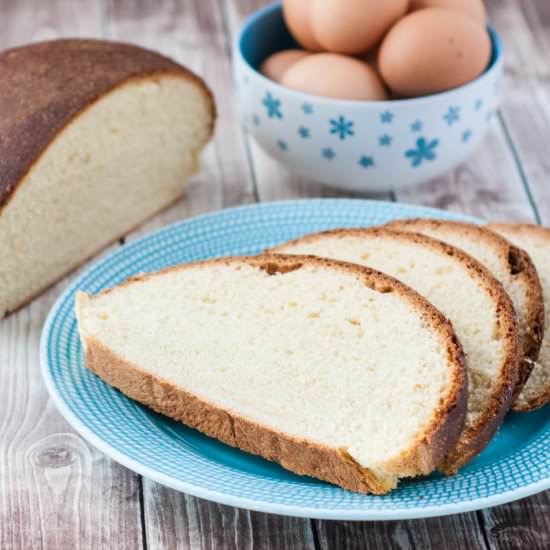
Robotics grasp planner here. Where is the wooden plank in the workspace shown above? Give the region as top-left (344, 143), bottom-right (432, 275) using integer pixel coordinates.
top-left (142, 486), bottom-right (315, 549)
top-left (486, 0), bottom-right (550, 223)
top-left (480, 492), bottom-right (550, 550)
top-left (0, 264), bottom-right (144, 550)
top-left (0, 2), bottom-right (145, 549)
top-left (315, 513), bottom-right (487, 550)
top-left (0, 0), bottom-right (103, 47)
top-left (0, 246), bottom-right (145, 550)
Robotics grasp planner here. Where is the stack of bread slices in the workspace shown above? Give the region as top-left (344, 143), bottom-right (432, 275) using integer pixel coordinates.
top-left (76, 219), bottom-right (550, 495)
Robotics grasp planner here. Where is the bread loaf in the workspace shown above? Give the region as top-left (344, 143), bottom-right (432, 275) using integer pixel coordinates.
top-left (0, 39), bottom-right (215, 317)
top-left (76, 255), bottom-right (467, 494)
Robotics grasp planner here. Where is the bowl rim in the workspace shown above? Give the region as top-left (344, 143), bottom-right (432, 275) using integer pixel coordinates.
top-left (235, 0), bottom-right (503, 107)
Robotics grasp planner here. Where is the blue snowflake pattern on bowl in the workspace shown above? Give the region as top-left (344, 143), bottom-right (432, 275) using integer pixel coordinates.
top-left (380, 111), bottom-right (395, 124)
top-left (262, 92), bottom-right (282, 119)
top-left (298, 126), bottom-right (310, 139)
top-left (411, 120), bottom-right (423, 133)
top-left (277, 139), bottom-right (288, 151)
top-left (358, 156), bottom-right (375, 169)
top-left (379, 134), bottom-right (393, 147)
top-left (322, 147), bottom-right (336, 160)
top-left (405, 137), bottom-right (440, 167)
top-left (329, 116), bottom-right (354, 140)
top-left (443, 106), bottom-right (461, 126)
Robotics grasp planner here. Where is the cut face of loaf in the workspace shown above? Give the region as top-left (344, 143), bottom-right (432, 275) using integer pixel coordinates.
top-left (271, 229), bottom-right (519, 474)
top-left (488, 224), bottom-right (550, 411)
top-left (0, 39), bottom-right (215, 317)
top-left (386, 219), bottom-right (544, 410)
top-left (76, 255), bottom-right (467, 495)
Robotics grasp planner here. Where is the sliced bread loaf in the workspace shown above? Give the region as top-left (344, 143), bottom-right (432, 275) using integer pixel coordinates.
top-left (386, 218), bottom-right (544, 410)
top-left (0, 39), bottom-right (215, 317)
top-left (487, 224), bottom-right (550, 411)
top-left (76, 255), bottom-right (467, 494)
top-left (271, 229), bottom-right (519, 473)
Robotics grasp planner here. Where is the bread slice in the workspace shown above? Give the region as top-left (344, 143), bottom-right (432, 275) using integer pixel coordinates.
top-left (75, 255), bottom-right (467, 494)
top-left (271, 229), bottom-right (519, 473)
top-left (487, 224), bottom-right (550, 411)
top-left (0, 39), bottom-right (215, 318)
top-left (385, 218), bottom-right (544, 410)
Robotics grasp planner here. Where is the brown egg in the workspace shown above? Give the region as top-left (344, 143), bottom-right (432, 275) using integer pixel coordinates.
top-left (311, 0), bottom-right (409, 55)
top-left (379, 8), bottom-right (491, 97)
top-left (409, 0), bottom-right (486, 24)
top-left (260, 50), bottom-right (311, 82)
top-left (282, 0), bottom-right (322, 51)
top-left (281, 53), bottom-right (389, 101)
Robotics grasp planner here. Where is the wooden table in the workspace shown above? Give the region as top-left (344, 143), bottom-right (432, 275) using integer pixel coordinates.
top-left (1, 0), bottom-right (549, 548)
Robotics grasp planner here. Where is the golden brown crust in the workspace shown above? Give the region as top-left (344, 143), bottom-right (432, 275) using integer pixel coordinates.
top-left (0, 38), bottom-right (216, 211)
top-left (77, 254), bottom-right (468, 494)
top-left (385, 218), bottom-right (545, 406)
top-left (269, 229), bottom-right (520, 474)
top-left (487, 223), bottom-right (550, 411)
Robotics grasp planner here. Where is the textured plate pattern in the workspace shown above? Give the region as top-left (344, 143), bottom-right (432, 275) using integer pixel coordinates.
top-left (40, 199), bottom-right (550, 520)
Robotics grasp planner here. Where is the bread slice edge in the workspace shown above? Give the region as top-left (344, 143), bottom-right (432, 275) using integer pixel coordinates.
top-left (385, 218), bottom-right (545, 408)
top-left (487, 223), bottom-right (550, 411)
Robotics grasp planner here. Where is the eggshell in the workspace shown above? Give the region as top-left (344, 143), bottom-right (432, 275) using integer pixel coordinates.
top-left (282, 0), bottom-right (322, 51)
top-left (379, 8), bottom-right (491, 97)
top-left (260, 50), bottom-right (311, 82)
top-left (281, 53), bottom-right (389, 100)
top-left (311, 0), bottom-right (409, 55)
top-left (409, 0), bottom-right (486, 24)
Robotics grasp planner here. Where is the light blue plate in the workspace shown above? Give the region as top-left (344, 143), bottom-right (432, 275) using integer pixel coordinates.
top-left (40, 199), bottom-right (550, 520)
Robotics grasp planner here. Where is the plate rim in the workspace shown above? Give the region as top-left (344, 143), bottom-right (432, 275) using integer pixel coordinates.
top-left (40, 198), bottom-right (550, 520)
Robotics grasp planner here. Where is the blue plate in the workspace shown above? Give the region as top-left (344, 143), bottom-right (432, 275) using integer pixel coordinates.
top-left (40, 199), bottom-right (550, 520)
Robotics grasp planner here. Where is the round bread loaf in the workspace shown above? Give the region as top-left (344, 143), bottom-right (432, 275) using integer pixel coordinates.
top-left (0, 39), bottom-right (215, 317)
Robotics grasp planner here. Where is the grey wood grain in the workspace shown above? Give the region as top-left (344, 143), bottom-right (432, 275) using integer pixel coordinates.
top-left (480, 491), bottom-right (550, 550)
top-left (142, 484), bottom-right (315, 550)
top-left (0, 2), bottom-right (145, 549)
top-left (486, 0), bottom-right (550, 224)
top-left (315, 514), bottom-right (487, 550)
top-left (1, 0), bottom-right (549, 549)
top-left (0, 258), bottom-right (144, 550)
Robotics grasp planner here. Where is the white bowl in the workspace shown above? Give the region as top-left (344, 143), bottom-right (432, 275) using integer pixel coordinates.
top-left (233, 1), bottom-right (503, 192)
